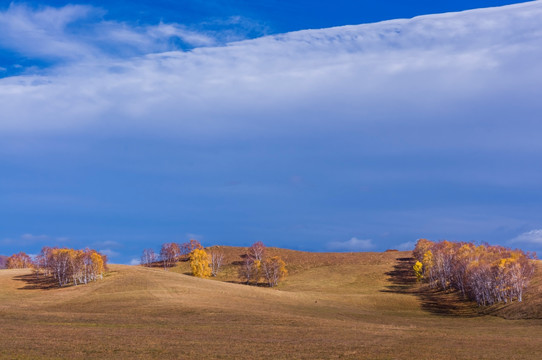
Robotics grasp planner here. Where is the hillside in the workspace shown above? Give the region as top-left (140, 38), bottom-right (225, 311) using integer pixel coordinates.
top-left (0, 249), bottom-right (541, 359)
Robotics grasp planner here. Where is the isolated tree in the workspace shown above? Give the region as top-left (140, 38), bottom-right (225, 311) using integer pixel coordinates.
top-left (208, 247), bottom-right (225, 277)
top-left (261, 256), bottom-right (287, 287)
top-left (141, 248), bottom-right (157, 267)
top-left (248, 241), bottom-right (266, 261)
top-left (189, 248), bottom-right (211, 278)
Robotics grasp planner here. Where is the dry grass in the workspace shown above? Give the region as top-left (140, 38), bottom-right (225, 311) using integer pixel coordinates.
top-left (0, 249), bottom-right (541, 359)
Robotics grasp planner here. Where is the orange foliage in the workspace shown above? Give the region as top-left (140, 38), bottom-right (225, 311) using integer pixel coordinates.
top-left (33, 247), bottom-right (107, 287)
top-left (6, 252), bottom-right (33, 269)
top-left (413, 239), bottom-right (536, 305)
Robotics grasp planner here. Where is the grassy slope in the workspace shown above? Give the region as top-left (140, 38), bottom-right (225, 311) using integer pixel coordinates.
top-left (0, 249), bottom-right (541, 359)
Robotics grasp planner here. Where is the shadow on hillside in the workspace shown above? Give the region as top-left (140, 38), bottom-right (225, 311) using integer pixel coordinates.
top-left (381, 257), bottom-right (480, 317)
top-left (381, 257), bottom-right (417, 292)
top-left (13, 273), bottom-right (60, 290)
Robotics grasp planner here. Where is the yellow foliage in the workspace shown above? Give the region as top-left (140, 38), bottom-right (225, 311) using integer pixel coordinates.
top-left (190, 248), bottom-right (212, 278)
top-left (413, 261), bottom-right (423, 281)
top-left (413, 238), bottom-right (434, 262)
top-left (422, 250), bottom-right (433, 270)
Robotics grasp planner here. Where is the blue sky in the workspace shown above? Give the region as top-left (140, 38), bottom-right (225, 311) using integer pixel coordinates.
top-left (1, 1), bottom-right (542, 264)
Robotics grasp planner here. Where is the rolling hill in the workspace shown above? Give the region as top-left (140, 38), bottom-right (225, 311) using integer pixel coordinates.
top-left (0, 248), bottom-right (541, 359)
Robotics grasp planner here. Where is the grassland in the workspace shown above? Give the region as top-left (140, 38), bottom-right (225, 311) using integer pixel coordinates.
top-left (0, 248), bottom-right (541, 359)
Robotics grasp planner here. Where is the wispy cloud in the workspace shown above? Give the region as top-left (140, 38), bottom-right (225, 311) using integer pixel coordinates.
top-left (510, 229), bottom-right (542, 245)
top-left (0, 1), bottom-right (540, 145)
top-left (99, 249), bottom-right (119, 258)
top-left (327, 237), bottom-right (374, 251)
top-left (0, 3), bottom-right (216, 63)
top-left (93, 240), bottom-right (122, 248)
top-left (21, 233), bottom-right (50, 241)
top-left (0, 3), bottom-right (98, 61)
top-left (396, 241), bottom-right (416, 251)
top-left (1, 233), bottom-right (70, 246)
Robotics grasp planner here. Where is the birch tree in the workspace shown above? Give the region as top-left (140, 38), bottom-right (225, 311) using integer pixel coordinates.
top-left (141, 248), bottom-right (157, 267)
top-left (248, 241), bottom-right (266, 261)
top-left (261, 256), bottom-right (287, 287)
top-left (160, 242), bottom-right (180, 269)
top-left (413, 239), bottom-right (536, 306)
top-left (208, 247), bottom-right (225, 277)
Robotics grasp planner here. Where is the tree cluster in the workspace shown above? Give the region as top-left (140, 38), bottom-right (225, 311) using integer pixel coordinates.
top-left (35, 247), bottom-right (108, 287)
top-left (413, 239), bottom-right (536, 306)
top-left (6, 252), bottom-right (33, 269)
top-left (140, 248), bottom-right (157, 267)
top-left (156, 240), bottom-right (203, 269)
top-left (142, 240), bottom-right (226, 278)
top-left (141, 240), bottom-right (286, 285)
top-left (238, 242), bottom-right (287, 287)
top-left (7, 247), bottom-right (107, 287)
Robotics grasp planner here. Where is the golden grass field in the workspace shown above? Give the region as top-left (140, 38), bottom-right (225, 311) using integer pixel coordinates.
top-left (0, 248), bottom-right (541, 359)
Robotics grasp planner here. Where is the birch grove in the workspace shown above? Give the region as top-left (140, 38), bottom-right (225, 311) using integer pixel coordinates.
top-left (413, 239), bottom-right (536, 306)
top-left (7, 247), bottom-right (108, 287)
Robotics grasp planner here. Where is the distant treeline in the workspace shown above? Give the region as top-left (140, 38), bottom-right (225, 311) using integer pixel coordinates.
top-left (413, 239), bottom-right (536, 306)
top-left (6, 247), bottom-right (108, 287)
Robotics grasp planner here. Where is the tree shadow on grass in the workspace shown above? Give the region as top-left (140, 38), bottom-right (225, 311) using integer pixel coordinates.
top-left (13, 273), bottom-right (60, 290)
top-left (13, 271), bottom-right (118, 290)
top-left (380, 257), bottom-right (481, 317)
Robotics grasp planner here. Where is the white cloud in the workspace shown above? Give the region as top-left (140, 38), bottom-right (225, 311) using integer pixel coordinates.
top-left (0, 3), bottom-right (97, 60)
top-left (147, 23), bottom-right (216, 47)
top-left (93, 240), bottom-right (121, 248)
top-left (0, 3), bottom-right (216, 62)
top-left (99, 249), bottom-right (119, 258)
top-left (396, 241), bottom-right (416, 251)
top-left (510, 229), bottom-right (542, 245)
top-left (1, 233), bottom-right (70, 246)
top-left (21, 233), bottom-right (50, 241)
top-left (0, 1), bottom-right (540, 148)
top-left (327, 237), bottom-right (374, 251)
top-left (129, 258), bottom-right (140, 265)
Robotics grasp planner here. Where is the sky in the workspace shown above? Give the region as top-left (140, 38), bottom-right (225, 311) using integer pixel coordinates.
top-left (1, 1), bottom-right (541, 264)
